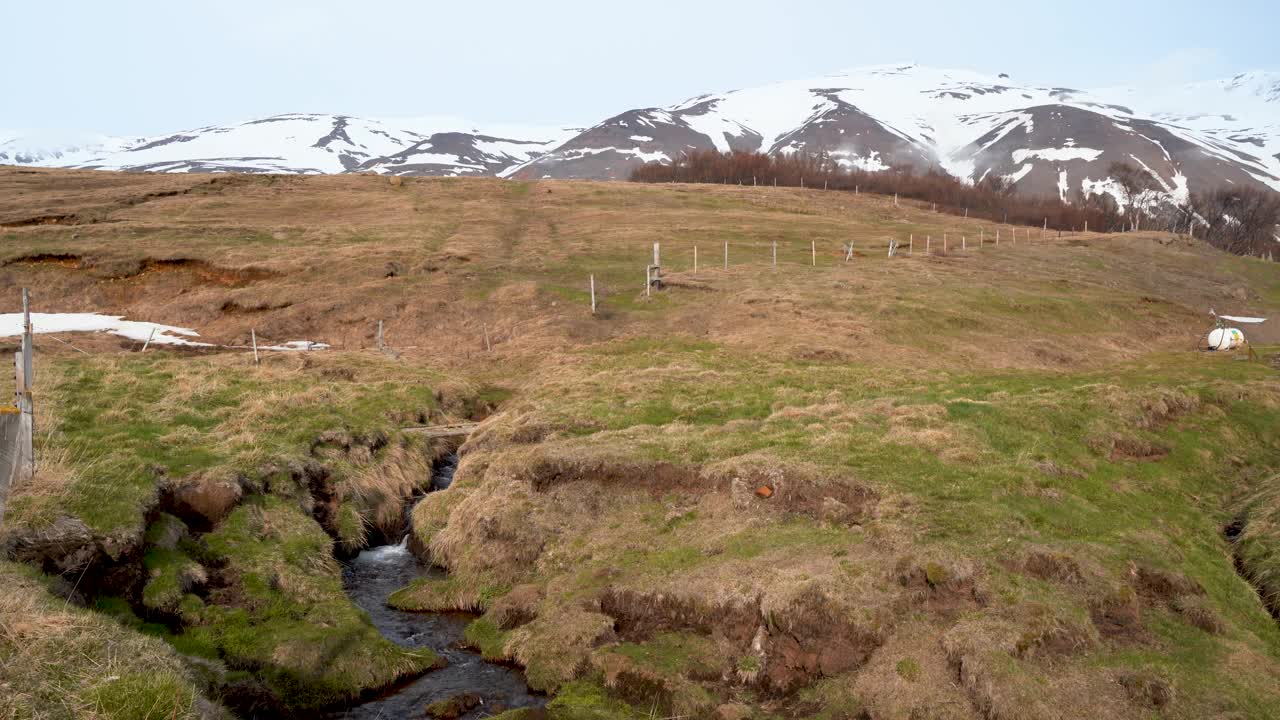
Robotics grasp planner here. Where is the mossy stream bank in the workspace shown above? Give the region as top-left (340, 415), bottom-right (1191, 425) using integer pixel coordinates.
top-left (332, 455), bottom-right (544, 719)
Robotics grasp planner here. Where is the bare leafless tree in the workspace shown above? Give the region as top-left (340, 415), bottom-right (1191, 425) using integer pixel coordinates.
top-left (1193, 186), bottom-right (1280, 257)
top-left (1108, 162), bottom-right (1157, 230)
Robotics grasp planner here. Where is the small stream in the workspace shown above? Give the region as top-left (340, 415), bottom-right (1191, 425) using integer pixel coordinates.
top-left (333, 455), bottom-right (543, 719)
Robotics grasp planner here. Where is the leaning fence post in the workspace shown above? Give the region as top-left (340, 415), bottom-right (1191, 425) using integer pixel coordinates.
top-left (251, 329), bottom-right (260, 365)
top-left (21, 289), bottom-right (31, 393)
top-left (141, 327), bottom-right (156, 352)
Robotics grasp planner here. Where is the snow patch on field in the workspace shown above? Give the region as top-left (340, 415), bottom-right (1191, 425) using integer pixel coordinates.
top-left (0, 312), bottom-right (329, 351)
top-left (0, 313), bottom-right (206, 345)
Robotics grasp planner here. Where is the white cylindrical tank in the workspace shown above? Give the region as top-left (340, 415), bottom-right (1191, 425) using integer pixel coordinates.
top-left (1208, 327), bottom-right (1245, 351)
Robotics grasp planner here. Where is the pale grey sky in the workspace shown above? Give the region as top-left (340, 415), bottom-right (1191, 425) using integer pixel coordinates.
top-left (3, 0), bottom-right (1276, 135)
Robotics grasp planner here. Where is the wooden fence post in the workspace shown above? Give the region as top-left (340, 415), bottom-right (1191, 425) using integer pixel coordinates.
top-left (724, 241), bottom-right (728, 269)
top-left (773, 241), bottom-right (777, 268)
top-left (377, 320), bottom-right (384, 352)
top-left (590, 275), bottom-right (597, 314)
top-left (251, 329), bottom-right (259, 365)
top-left (811, 240), bottom-right (816, 266)
top-left (693, 246), bottom-right (698, 275)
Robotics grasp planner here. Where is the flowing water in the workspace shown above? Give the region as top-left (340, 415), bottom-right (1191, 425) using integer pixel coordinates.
top-left (333, 455), bottom-right (543, 719)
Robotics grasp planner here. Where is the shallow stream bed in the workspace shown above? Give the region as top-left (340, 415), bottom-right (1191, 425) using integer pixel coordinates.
top-left (332, 456), bottom-right (542, 719)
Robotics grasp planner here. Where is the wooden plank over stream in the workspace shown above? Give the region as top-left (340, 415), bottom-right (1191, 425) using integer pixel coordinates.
top-left (401, 422), bottom-right (480, 438)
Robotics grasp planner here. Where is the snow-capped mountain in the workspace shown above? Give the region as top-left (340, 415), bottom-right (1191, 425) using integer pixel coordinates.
top-left (0, 130), bottom-right (137, 166)
top-left (4, 115), bottom-right (575, 177)
top-left (511, 65), bottom-right (1280, 208)
top-left (5, 64), bottom-right (1279, 208)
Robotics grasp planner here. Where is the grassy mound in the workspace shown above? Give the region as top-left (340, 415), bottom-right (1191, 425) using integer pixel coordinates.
top-left (0, 562), bottom-right (221, 720)
top-left (419, 343), bottom-right (1280, 717)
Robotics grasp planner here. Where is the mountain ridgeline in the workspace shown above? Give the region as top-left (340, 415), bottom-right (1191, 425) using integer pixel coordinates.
top-left (3, 64), bottom-right (1278, 225)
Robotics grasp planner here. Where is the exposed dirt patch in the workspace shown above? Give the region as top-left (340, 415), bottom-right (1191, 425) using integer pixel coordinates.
top-left (1090, 587), bottom-right (1145, 641)
top-left (760, 587), bottom-right (882, 693)
top-left (136, 258), bottom-right (279, 287)
top-left (1091, 432), bottom-right (1171, 461)
top-left (1134, 564), bottom-right (1205, 602)
top-left (1013, 549), bottom-right (1086, 585)
top-left (714, 460), bottom-right (878, 526)
top-left (3, 252), bottom-right (279, 288)
top-left (0, 214), bottom-right (79, 227)
top-left (2, 252), bottom-right (83, 268)
top-left (510, 450), bottom-right (705, 495)
top-left (600, 588), bottom-right (759, 647)
top-left (1117, 670), bottom-right (1175, 709)
top-left (219, 299), bottom-right (295, 314)
top-left (895, 557), bottom-right (985, 620)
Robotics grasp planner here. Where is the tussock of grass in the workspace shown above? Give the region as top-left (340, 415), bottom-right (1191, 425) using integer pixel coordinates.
top-left (0, 562), bottom-right (215, 720)
top-left (178, 496), bottom-right (439, 709)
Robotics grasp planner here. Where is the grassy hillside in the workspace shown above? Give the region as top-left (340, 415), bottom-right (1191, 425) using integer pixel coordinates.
top-left (2, 167), bottom-right (1279, 718)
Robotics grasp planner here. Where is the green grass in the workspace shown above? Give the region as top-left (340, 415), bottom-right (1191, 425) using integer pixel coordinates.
top-left (464, 617), bottom-right (510, 661)
top-left (605, 632), bottom-right (720, 678)
top-left (11, 352), bottom-right (440, 536)
top-left (174, 496), bottom-right (438, 710)
top-left (437, 337), bottom-right (1280, 717)
top-left (0, 563), bottom-right (207, 720)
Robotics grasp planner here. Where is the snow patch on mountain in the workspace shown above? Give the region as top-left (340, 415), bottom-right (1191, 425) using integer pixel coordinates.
top-left (1012, 146), bottom-right (1104, 163)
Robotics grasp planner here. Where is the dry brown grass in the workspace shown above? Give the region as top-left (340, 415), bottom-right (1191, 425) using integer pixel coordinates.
top-left (5, 167), bottom-right (1278, 378)
top-left (0, 563), bottom-right (216, 720)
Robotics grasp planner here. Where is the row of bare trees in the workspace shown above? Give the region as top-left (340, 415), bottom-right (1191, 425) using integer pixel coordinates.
top-left (1193, 186), bottom-right (1280, 258)
top-left (630, 151), bottom-right (1280, 258)
top-left (631, 150), bottom-right (1125, 231)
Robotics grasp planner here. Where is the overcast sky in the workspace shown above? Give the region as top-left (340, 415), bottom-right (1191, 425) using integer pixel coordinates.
top-left (4, 0), bottom-right (1277, 136)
